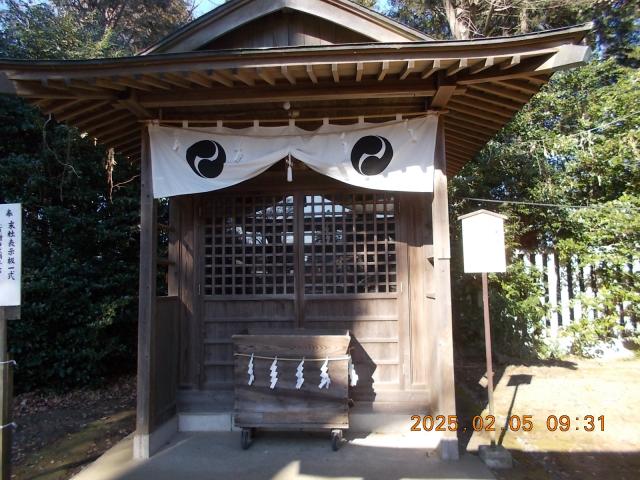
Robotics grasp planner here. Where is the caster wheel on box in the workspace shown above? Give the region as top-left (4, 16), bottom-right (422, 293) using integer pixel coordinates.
top-left (331, 429), bottom-right (343, 451)
top-left (241, 428), bottom-right (253, 450)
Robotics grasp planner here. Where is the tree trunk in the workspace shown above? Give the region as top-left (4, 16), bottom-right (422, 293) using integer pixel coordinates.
top-left (443, 0), bottom-right (471, 39)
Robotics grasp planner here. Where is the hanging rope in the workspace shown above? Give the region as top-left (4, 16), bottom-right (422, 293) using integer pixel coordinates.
top-left (234, 353), bottom-right (350, 362)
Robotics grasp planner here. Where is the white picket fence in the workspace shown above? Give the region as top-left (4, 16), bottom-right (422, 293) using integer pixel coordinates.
top-left (515, 250), bottom-right (639, 338)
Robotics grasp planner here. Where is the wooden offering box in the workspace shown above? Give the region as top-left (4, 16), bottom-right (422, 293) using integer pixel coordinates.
top-left (232, 332), bottom-right (350, 449)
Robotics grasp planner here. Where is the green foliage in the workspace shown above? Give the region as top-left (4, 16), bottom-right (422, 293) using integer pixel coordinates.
top-left (0, 0), bottom-right (193, 391)
top-left (0, 2), bottom-right (124, 59)
top-left (0, 0), bottom-right (194, 58)
top-left (352, 0), bottom-right (378, 9)
top-left (563, 317), bottom-right (622, 358)
top-left (0, 95), bottom-right (140, 391)
top-left (451, 48), bottom-right (640, 358)
top-left (452, 257), bottom-right (549, 359)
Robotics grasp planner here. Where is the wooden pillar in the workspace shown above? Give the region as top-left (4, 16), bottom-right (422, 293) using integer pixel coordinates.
top-left (134, 124), bottom-right (157, 459)
top-left (431, 116), bottom-right (459, 460)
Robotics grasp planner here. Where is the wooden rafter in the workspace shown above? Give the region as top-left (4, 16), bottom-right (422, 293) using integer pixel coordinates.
top-left (281, 65), bottom-right (296, 85)
top-left (257, 68), bottom-right (277, 86)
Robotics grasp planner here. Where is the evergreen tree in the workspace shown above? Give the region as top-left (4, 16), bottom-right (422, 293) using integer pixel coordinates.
top-left (0, 0), bottom-right (193, 390)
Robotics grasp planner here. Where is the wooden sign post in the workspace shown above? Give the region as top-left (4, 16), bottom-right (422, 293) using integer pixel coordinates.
top-left (0, 203), bottom-right (21, 480)
top-left (459, 209), bottom-right (512, 468)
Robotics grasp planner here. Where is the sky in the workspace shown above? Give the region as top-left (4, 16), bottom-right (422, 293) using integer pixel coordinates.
top-left (193, 0), bottom-right (390, 17)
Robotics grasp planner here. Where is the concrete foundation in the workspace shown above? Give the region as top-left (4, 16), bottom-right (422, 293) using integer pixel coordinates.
top-left (478, 444), bottom-right (513, 469)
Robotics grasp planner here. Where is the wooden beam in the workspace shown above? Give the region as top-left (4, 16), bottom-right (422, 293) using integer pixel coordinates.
top-left (182, 72), bottom-right (212, 88)
top-left (57, 100), bottom-right (111, 122)
top-left (281, 65), bottom-right (296, 85)
top-left (331, 63), bottom-right (340, 83)
top-left (113, 76), bottom-right (153, 92)
top-left (448, 103), bottom-right (508, 126)
top-left (207, 70), bottom-right (234, 87)
top-left (257, 68), bottom-right (277, 86)
top-left (48, 99), bottom-right (85, 115)
top-left (457, 45), bottom-right (590, 85)
top-left (377, 61), bottom-right (389, 81)
top-left (139, 82), bottom-right (438, 108)
top-left (133, 125), bottom-right (156, 460)
top-left (431, 73), bottom-right (456, 108)
top-left (468, 56), bottom-right (494, 75)
top-left (305, 65), bottom-right (317, 84)
top-left (116, 91), bottom-right (153, 119)
top-left (525, 75), bottom-right (549, 86)
top-left (446, 112), bottom-right (498, 135)
top-left (446, 58), bottom-right (468, 76)
top-left (355, 62), bottom-right (364, 82)
top-left (431, 118), bottom-right (458, 460)
top-left (446, 134), bottom-right (484, 151)
top-left (449, 97), bottom-right (514, 119)
top-left (446, 150), bottom-right (469, 164)
top-left (445, 125), bottom-right (488, 143)
top-left (136, 75), bottom-right (173, 90)
top-left (92, 78), bottom-right (127, 91)
top-left (447, 138), bottom-right (480, 156)
top-left (77, 111), bottom-right (131, 132)
top-left (496, 79), bottom-right (540, 95)
top-left (399, 60), bottom-right (416, 80)
top-left (12, 81), bottom-right (114, 99)
top-left (431, 85), bottom-right (456, 108)
top-left (446, 150), bottom-right (469, 165)
top-left (500, 54), bottom-right (521, 70)
top-left (231, 68), bottom-right (255, 87)
top-left (468, 83), bottom-right (530, 103)
top-left (461, 90), bottom-right (522, 111)
top-left (159, 72), bottom-right (192, 89)
top-left (61, 78), bottom-right (105, 93)
top-left (421, 59), bottom-right (442, 79)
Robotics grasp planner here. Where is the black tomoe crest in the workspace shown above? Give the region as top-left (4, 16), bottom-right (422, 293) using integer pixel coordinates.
top-left (186, 140), bottom-right (226, 179)
top-left (350, 135), bottom-right (393, 176)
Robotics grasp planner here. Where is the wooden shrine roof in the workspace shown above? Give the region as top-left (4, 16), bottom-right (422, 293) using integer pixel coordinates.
top-left (0, 24), bottom-right (591, 176)
top-left (141, 0), bottom-right (432, 55)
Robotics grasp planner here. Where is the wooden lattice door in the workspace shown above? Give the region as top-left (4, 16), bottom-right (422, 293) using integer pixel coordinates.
top-left (200, 189), bottom-right (405, 394)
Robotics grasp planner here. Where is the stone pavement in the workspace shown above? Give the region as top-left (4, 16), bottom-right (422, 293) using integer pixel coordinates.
top-left (71, 431), bottom-right (495, 480)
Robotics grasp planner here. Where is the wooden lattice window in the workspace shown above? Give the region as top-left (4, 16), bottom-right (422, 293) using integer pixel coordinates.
top-left (204, 195), bottom-right (295, 296)
top-left (303, 193), bottom-right (397, 294)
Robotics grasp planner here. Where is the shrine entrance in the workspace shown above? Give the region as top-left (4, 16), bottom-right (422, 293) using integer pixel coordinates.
top-left (194, 166), bottom-right (409, 401)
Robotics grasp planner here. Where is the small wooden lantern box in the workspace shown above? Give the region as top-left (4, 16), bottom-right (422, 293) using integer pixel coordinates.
top-left (232, 332), bottom-right (351, 450)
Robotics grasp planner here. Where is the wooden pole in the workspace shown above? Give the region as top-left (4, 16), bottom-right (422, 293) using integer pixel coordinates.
top-left (0, 308), bottom-right (13, 480)
top-left (431, 116), bottom-right (459, 460)
top-left (134, 123), bottom-right (157, 459)
top-left (481, 272), bottom-right (496, 446)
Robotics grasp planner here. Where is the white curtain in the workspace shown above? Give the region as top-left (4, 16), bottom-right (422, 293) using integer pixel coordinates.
top-left (149, 115), bottom-right (439, 198)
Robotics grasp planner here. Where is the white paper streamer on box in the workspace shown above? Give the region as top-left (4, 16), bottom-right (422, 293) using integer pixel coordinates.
top-left (295, 358), bottom-right (304, 389)
top-left (247, 353), bottom-right (255, 386)
top-left (349, 359), bottom-right (359, 387)
top-left (318, 357), bottom-right (331, 389)
top-left (269, 356), bottom-right (278, 389)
